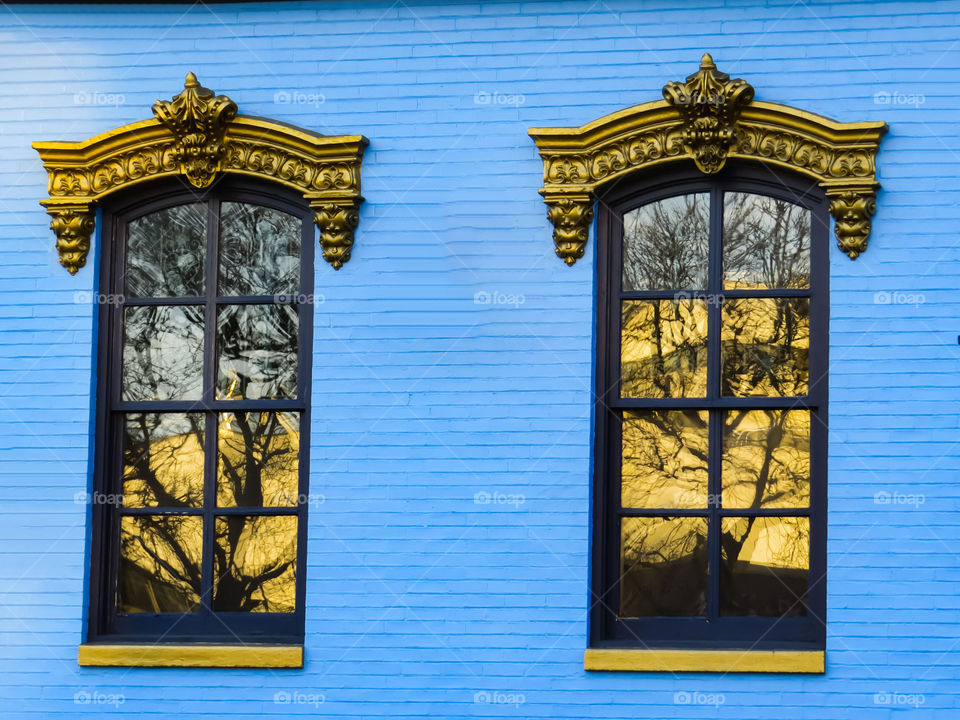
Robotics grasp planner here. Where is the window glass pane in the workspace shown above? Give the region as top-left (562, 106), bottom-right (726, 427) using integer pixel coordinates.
top-left (118, 515), bottom-right (202, 613)
top-left (123, 413), bottom-right (204, 508)
top-left (721, 298), bottom-right (809, 397)
top-left (125, 204), bottom-right (206, 298)
top-left (217, 304), bottom-right (298, 400)
top-left (622, 410), bottom-right (708, 509)
top-left (219, 203), bottom-right (301, 297)
top-left (720, 517), bottom-right (809, 617)
top-left (722, 410), bottom-right (810, 509)
top-left (723, 193), bottom-right (810, 290)
top-left (621, 299), bottom-right (707, 398)
top-left (620, 516), bottom-right (707, 617)
top-left (622, 193), bottom-right (709, 291)
top-left (217, 411), bottom-right (299, 507)
top-left (213, 515), bottom-right (297, 612)
top-left (122, 305), bottom-right (204, 401)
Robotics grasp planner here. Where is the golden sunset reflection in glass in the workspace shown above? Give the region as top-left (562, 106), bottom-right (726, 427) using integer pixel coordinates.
top-left (721, 298), bottom-right (809, 397)
top-left (620, 516), bottom-right (708, 617)
top-left (214, 516), bottom-right (297, 613)
top-left (621, 299), bottom-right (708, 398)
top-left (621, 410), bottom-right (709, 508)
top-left (217, 411), bottom-right (299, 508)
top-left (721, 517), bottom-right (809, 616)
top-left (722, 410), bottom-right (810, 509)
top-left (119, 515), bottom-right (202, 614)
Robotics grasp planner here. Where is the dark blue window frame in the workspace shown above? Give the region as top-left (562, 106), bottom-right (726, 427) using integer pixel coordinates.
top-left (87, 177), bottom-right (314, 644)
top-left (591, 161), bottom-right (828, 650)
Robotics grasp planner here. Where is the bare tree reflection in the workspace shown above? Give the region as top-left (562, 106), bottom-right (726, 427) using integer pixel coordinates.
top-left (217, 304), bottom-right (298, 400)
top-left (721, 517), bottom-right (809, 616)
top-left (119, 515), bottom-right (202, 613)
top-left (621, 300), bottom-right (708, 397)
top-left (622, 410), bottom-right (708, 507)
top-left (125, 204), bottom-right (206, 297)
top-left (218, 411), bottom-right (299, 507)
top-left (124, 413), bottom-right (204, 507)
top-left (220, 203), bottom-right (301, 296)
top-left (721, 298), bottom-right (809, 397)
top-left (623, 194), bottom-right (710, 291)
top-left (123, 305), bottom-right (204, 401)
top-left (620, 517), bottom-right (707, 617)
top-left (118, 200), bottom-right (304, 618)
top-left (723, 193), bottom-right (810, 290)
top-left (214, 516), bottom-right (297, 612)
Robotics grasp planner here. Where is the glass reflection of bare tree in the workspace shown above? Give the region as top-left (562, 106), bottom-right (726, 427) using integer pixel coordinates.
top-left (623, 194), bottom-right (709, 291)
top-left (126, 204), bottom-right (206, 297)
top-left (723, 193), bottom-right (810, 290)
top-left (619, 193), bottom-right (813, 618)
top-left (621, 517), bottom-right (707, 617)
top-left (119, 202), bottom-right (301, 617)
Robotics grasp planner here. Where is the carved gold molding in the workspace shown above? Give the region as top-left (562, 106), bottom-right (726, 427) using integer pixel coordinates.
top-left (529, 53), bottom-right (887, 264)
top-left (34, 73), bottom-right (368, 273)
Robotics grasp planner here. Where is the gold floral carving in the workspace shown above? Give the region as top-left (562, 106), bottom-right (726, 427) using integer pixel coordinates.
top-left (48, 206), bottom-right (96, 274)
top-left (662, 53), bottom-right (754, 173)
top-left (544, 195), bottom-right (594, 265)
top-left (314, 199), bottom-right (361, 269)
top-left (152, 72), bottom-right (237, 188)
top-left (530, 55), bottom-right (887, 263)
top-left (35, 74), bottom-right (367, 273)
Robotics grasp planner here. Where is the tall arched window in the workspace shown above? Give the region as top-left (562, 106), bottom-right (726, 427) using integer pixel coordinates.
top-left (592, 162), bottom-right (828, 651)
top-left (89, 178), bottom-right (314, 645)
top-left (530, 54), bottom-right (885, 671)
top-left (35, 75), bottom-right (367, 665)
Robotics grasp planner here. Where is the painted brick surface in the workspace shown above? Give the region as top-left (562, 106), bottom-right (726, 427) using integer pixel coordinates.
top-left (1, 0), bottom-right (959, 717)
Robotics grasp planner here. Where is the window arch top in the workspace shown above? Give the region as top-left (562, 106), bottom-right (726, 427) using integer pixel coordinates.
top-left (34, 73), bottom-right (367, 274)
top-left (529, 53), bottom-right (887, 265)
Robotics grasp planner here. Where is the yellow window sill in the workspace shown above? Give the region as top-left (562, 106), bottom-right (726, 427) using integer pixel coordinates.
top-left (78, 643), bottom-right (303, 668)
top-left (585, 648), bottom-right (824, 674)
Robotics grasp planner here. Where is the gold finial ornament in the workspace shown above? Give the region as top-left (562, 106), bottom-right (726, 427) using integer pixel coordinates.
top-left (662, 52), bottom-right (755, 173)
top-left (152, 73), bottom-right (238, 188)
top-left (529, 54), bottom-right (887, 263)
top-left (35, 75), bottom-right (367, 273)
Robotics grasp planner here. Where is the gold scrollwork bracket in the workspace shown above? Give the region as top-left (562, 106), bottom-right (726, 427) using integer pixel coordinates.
top-left (529, 53), bottom-right (887, 264)
top-left (34, 73), bottom-right (368, 274)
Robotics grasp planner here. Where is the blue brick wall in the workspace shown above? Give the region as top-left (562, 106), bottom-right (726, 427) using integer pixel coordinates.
top-left (0, 0), bottom-right (959, 717)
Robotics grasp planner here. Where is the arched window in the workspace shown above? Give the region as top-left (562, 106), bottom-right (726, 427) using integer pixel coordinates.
top-left (593, 162), bottom-right (827, 651)
top-left (530, 55), bottom-right (886, 670)
top-left (35, 75), bottom-right (367, 664)
top-left (90, 178), bottom-right (314, 645)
